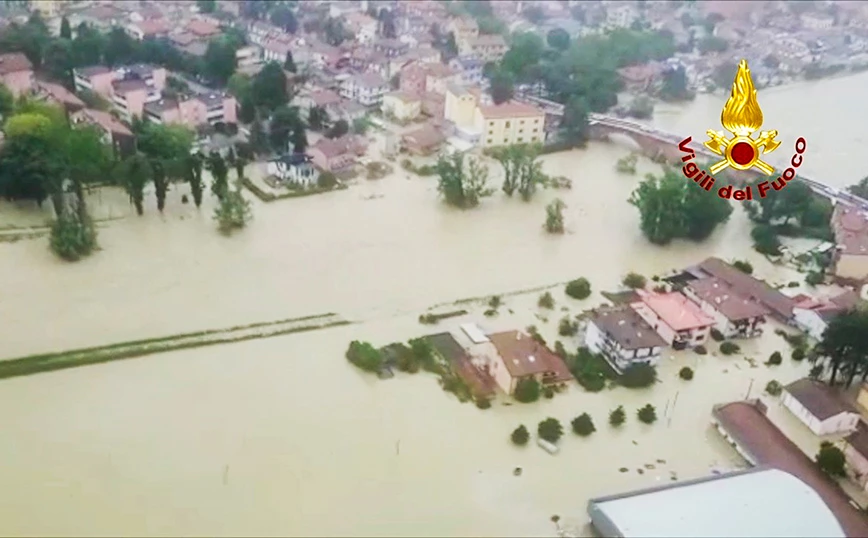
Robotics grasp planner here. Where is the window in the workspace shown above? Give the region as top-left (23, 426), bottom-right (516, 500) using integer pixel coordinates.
top-left (489, 121), bottom-right (494, 126)
top-left (505, 121), bottom-right (510, 128)
top-left (518, 137), bottom-right (523, 142)
top-left (534, 119), bottom-right (540, 124)
top-left (503, 138), bottom-right (508, 144)
top-left (487, 138), bottom-right (492, 144)
top-left (489, 130), bottom-right (493, 135)
top-left (533, 128), bottom-right (538, 133)
top-left (519, 129), bottom-right (523, 133)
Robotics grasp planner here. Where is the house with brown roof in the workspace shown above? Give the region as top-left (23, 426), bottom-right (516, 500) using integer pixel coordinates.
top-left (307, 134), bottom-right (367, 173)
top-left (401, 122), bottom-right (445, 155)
top-left (0, 52), bottom-right (33, 97)
top-left (35, 80), bottom-right (85, 112)
top-left (70, 108), bottom-right (135, 157)
top-left (127, 19), bottom-right (170, 41)
top-left (584, 305), bottom-right (667, 372)
top-left (782, 378), bottom-right (861, 436)
top-left (484, 330), bottom-right (573, 396)
top-left (425, 332), bottom-right (496, 399)
top-left (793, 289), bottom-right (863, 341)
top-left (682, 277), bottom-right (770, 339)
top-left (831, 206), bottom-right (868, 283)
top-left (186, 19), bottom-right (221, 40)
top-left (711, 399), bottom-right (868, 537)
top-left (843, 421), bottom-right (868, 492)
top-left (693, 257), bottom-right (797, 323)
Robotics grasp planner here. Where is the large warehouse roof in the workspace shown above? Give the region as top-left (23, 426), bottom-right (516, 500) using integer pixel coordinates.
top-left (587, 467), bottom-right (845, 538)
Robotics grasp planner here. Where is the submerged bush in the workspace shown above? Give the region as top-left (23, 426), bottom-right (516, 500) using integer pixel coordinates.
top-left (49, 211), bottom-right (98, 261)
top-left (565, 278), bottom-right (591, 300)
top-left (679, 366), bottom-right (694, 380)
top-left (767, 351), bottom-right (783, 366)
top-left (619, 363), bottom-right (657, 388)
top-left (571, 413), bottom-right (596, 436)
top-left (511, 425), bottom-right (529, 446)
top-left (766, 380), bottom-right (783, 396)
top-left (637, 404), bottom-right (657, 424)
top-left (214, 187), bottom-right (252, 234)
top-left (609, 405), bottom-right (626, 426)
top-left (720, 341), bottom-right (740, 355)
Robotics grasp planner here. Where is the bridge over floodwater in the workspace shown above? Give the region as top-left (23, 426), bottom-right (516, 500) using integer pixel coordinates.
top-left (515, 92), bottom-right (868, 211)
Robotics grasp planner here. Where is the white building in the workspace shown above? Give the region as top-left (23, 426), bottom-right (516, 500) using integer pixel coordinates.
top-left (801, 13), bottom-right (835, 30)
top-left (339, 72), bottom-right (389, 107)
top-left (682, 278), bottom-right (769, 339)
top-left (266, 154), bottom-right (318, 187)
top-left (606, 3), bottom-right (638, 28)
top-left (588, 467), bottom-right (845, 538)
top-left (782, 378), bottom-right (860, 436)
top-left (584, 306), bottom-right (667, 372)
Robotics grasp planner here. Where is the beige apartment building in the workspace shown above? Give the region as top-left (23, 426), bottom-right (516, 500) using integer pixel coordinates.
top-left (473, 101), bottom-right (545, 148)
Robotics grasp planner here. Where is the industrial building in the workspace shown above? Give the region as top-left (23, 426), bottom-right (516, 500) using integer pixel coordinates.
top-left (587, 467), bottom-right (845, 537)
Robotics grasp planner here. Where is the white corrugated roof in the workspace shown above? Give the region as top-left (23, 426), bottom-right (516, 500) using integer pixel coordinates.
top-left (590, 468), bottom-right (845, 538)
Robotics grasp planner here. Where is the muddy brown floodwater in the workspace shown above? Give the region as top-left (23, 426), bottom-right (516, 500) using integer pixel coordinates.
top-left (0, 72), bottom-right (865, 537)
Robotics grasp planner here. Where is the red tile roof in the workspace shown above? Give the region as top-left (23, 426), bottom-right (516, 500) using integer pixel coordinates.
top-left (37, 80), bottom-right (85, 108)
top-left (76, 108), bottom-right (134, 137)
top-left (0, 52), bottom-right (32, 75)
top-left (634, 290), bottom-right (715, 331)
top-left (187, 19), bottom-right (220, 37)
top-left (833, 206), bottom-right (868, 257)
top-left (697, 257), bottom-right (797, 321)
top-left (685, 277), bottom-right (770, 322)
top-left (487, 330), bottom-right (572, 382)
top-left (713, 400), bottom-right (868, 537)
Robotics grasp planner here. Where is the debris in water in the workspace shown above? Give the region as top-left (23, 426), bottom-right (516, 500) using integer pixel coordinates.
top-left (513, 467), bottom-right (523, 476)
top-left (656, 459), bottom-right (667, 464)
top-left (645, 464), bottom-right (656, 470)
top-left (632, 440), bottom-right (638, 445)
top-left (551, 515), bottom-right (560, 523)
top-left (637, 468), bottom-right (644, 475)
top-left (670, 475), bottom-right (678, 481)
top-left (619, 467), bottom-right (628, 473)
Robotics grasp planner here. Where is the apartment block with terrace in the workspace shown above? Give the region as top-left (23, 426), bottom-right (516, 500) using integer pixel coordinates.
top-left (73, 64), bottom-right (167, 120)
top-left (144, 91), bottom-right (237, 129)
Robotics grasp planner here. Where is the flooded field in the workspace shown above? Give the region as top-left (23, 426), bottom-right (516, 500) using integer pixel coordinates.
top-left (0, 72), bottom-right (865, 536)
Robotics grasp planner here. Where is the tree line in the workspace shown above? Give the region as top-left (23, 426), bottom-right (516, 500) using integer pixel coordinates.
top-left (485, 27), bottom-right (678, 146)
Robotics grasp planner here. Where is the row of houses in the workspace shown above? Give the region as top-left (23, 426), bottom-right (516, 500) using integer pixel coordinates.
top-left (71, 63), bottom-right (236, 127)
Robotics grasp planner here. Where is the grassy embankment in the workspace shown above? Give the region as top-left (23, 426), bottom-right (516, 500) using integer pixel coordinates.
top-left (0, 313), bottom-right (351, 380)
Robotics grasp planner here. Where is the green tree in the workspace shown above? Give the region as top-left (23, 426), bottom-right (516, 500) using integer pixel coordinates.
top-left (501, 32), bottom-right (545, 83)
top-left (185, 153), bottom-right (205, 208)
top-left (513, 377), bottom-right (541, 403)
top-left (103, 27), bottom-right (137, 67)
top-left (511, 425), bottom-right (529, 446)
top-left (346, 340), bottom-right (383, 373)
top-left (213, 183), bottom-right (252, 234)
top-left (326, 118), bottom-right (349, 139)
top-left (49, 208), bottom-right (98, 261)
top-left (620, 363), bottom-right (657, 388)
top-left (546, 28), bottom-right (570, 51)
top-left (116, 154), bottom-right (152, 215)
top-left (308, 106), bottom-right (328, 131)
top-left (659, 65), bottom-right (692, 101)
top-left (609, 405), bottom-right (626, 426)
top-left (629, 169), bottom-right (732, 245)
top-left (489, 69), bottom-right (514, 104)
top-left (249, 117), bottom-right (269, 154)
top-left (698, 35), bottom-right (729, 53)
top-left (207, 151), bottom-right (230, 200)
top-left (637, 404), bottom-right (657, 424)
top-left (545, 198), bottom-right (566, 234)
top-left (571, 413), bottom-right (596, 436)
top-left (283, 50), bottom-right (296, 73)
top-left (136, 122), bottom-right (194, 211)
top-left (239, 93), bottom-right (256, 124)
top-left (0, 83), bottom-right (14, 118)
top-left (323, 17), bottom-right (350, 46)
top-left (70, 23), bottom-right (104, 67)
top-left (622, 272), bottom-right (646, 289)
top-left (560, 96), bottom-right (590, 146)
top-left (203, 38), bottom-right (238, 86)
top-left (269, 105), bottom-right (303, 151)
top-left (815, 309), bottom-right (868, 387)
top-left (435, 152), bottom-right (493, 209)
top-left (251, 61), bottom-right (289, 111)
top-left (537, 418), bottom-right (564, 444)
top-left (196, 0), bottom-right (217, 13)
top-left (59, 16), bottom-right (72, 40)
top-left (565, 278), bottom-right (591, 300)
top-left (271, 4), bottom-right (298, 33)
top-left (228, 73), bottom-right (252, 100)
top-left (816, 441), bottom-right (847, 477)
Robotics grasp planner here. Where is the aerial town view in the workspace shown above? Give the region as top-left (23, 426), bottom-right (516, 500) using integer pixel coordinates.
top-left (5, 0), bottom-right (868, 536)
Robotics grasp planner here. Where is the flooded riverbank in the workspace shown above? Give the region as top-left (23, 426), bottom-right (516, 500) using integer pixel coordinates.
top-left (0, 68), bottom-right (866, 537)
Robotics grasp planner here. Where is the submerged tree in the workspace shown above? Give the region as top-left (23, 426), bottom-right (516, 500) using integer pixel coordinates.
top-left (213, 181), bottom-right (252, 234)
top-left (491, 143), bottom-right (547, 200)
top-left (207, 151), bottom-right (230, 200)
top-left (116, 154), bottom-right (152, 215)
top-left (629, 168), bottom-right (732, 245)
top-left (185, 153), bottom-right (205, 208)
top-left (49, 209), bottom-right (98, 261)
top-left (544, 198), bottom-right (566, 233)
top-left (435, 152), bottom-right (493, 209)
